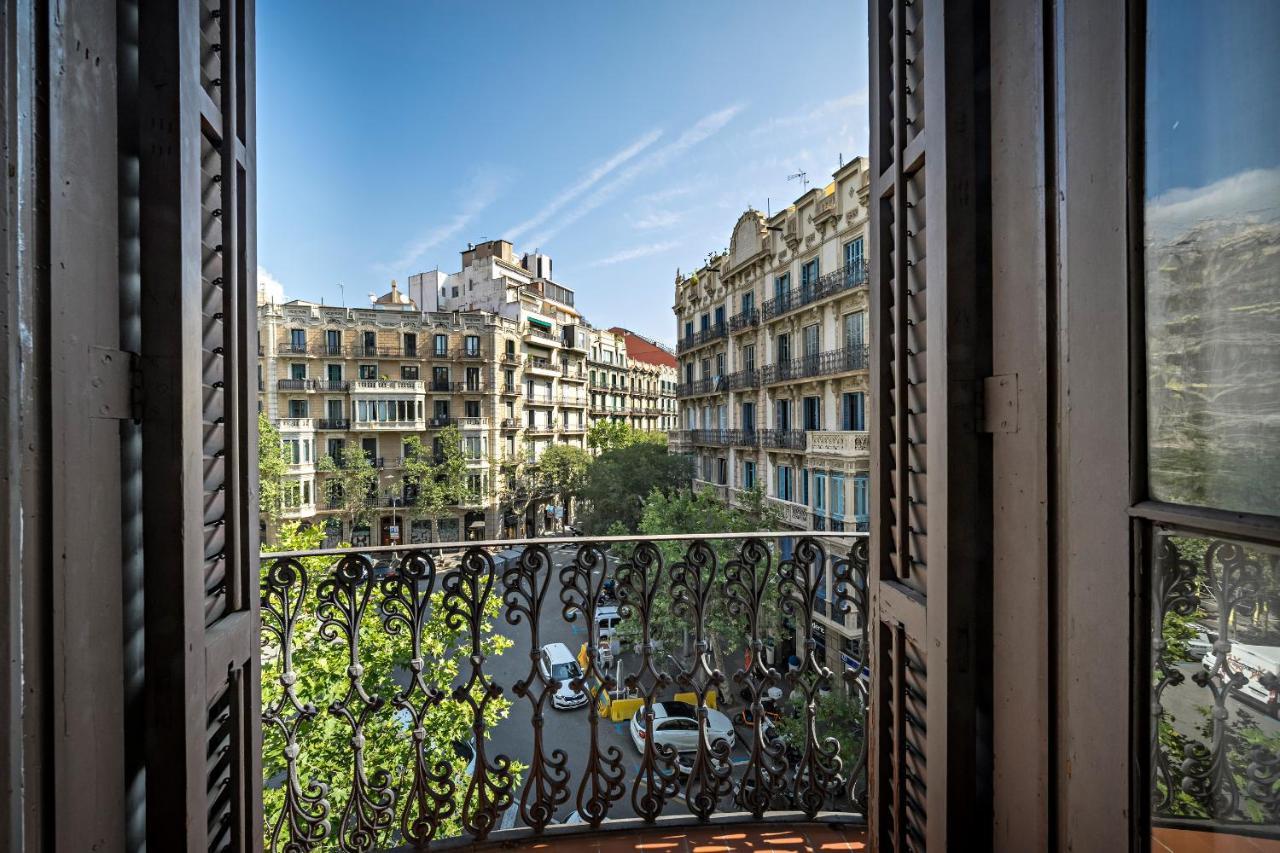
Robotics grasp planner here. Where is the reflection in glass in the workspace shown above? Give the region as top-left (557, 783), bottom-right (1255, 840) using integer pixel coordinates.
top-left (1144, 1), bottom-right (1280, 516)
top-left (1150, 531), bottom-right (1280, 830)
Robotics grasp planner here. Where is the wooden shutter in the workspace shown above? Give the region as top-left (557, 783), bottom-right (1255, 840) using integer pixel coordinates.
top-left (137, 0), bottom-right (259, 849)
top-left (868, 1), bottom-right (991, 850)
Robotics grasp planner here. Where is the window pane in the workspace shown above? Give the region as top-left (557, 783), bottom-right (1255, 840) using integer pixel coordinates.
top-left (1144, 1), bottom-right (1280, 516)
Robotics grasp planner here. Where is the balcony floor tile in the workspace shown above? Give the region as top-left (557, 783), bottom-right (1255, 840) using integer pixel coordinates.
top-left (467, 823), bottom-right (867, 852)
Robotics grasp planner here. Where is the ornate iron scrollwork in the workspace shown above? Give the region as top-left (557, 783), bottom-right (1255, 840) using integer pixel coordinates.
top-left (834, 536), bottom-right (870, 811)
top-left (616, 540), bottom-right (681, 821)
top-left (559, 541), bottom-right (627, 826)
top-left (503, 543), bottom-right (571, 832)
top-left (442, 547), bottom-right (517, 839)
top-left (779, 537), bottom-right (845, 817)
top-left (262, 556), bottom-right (331, 851)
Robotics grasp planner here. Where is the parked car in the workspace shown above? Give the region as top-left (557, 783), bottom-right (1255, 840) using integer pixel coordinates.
top-left (539, 642), bottom-right (589, 710)
top-left (1186, 629), bottom-right (1214, 661)
top-left (451, 737), bottom-right (476, 776)
top-left (629, 700), bottom-right (735, 754)
top-left (1201, 642), bottom-right (1280, 717)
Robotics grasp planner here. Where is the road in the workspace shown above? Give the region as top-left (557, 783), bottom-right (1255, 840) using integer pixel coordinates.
top-left (482, 544), bottom-right (759, 828)
top-left (1160, 660), bottom-right (1280, 741)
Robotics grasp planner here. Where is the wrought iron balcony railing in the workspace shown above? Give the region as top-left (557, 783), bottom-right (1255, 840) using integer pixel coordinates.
top-left (759, 261), bottom-right (869, 322)
top-left (725, 368), bottom-right (760, 391)
top-left (677, 323), bottom-right (728, 354)
top-left (676, 377), bottom-right (721, 398)
top-left (760, 429), bottom-right (807, 450)
top-left (261, 532), bottom-right (868, 851)
top-left (760, 346), bottom-right (869, 385)
top-left (729, 308), bottom-right (760, 333)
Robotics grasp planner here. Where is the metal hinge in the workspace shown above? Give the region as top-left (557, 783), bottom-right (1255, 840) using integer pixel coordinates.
top-left (88, 345), bottom-right (142, 422)
top-left (979, 373), bottom-right (1019, 433)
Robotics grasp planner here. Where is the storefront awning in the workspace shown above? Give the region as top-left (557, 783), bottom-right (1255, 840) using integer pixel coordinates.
top-left (527, 317), bottom-right (552, 332)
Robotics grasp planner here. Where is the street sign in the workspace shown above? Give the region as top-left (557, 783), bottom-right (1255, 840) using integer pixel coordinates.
top-left (389, 525), bottom-right (400, 539)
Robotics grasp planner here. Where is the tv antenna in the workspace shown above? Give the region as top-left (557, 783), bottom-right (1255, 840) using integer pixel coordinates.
top-left (787, 169), bottom-right (809, 192)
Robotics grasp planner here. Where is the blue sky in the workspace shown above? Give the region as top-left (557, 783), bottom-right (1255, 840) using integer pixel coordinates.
top-left (258, 1), bottom-right (870, 345)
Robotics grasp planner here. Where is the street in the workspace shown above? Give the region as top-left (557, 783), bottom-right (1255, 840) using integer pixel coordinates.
top-left (1160, 660), bottom-right (1280, 742)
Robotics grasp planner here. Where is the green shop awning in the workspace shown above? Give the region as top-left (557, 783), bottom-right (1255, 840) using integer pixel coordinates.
top-left (527, 317), bottom-right (553, 332)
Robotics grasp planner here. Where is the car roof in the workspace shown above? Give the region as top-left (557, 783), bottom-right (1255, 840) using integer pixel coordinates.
top-left (655, 700), bottom-right (696, 719)
top-left (542, 642), bottom-right (575, 663)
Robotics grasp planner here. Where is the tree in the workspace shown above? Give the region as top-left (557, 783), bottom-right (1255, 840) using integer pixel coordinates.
top-left (402, 426), bottom-right (468, 542)
top-left (316, 443), bottom-right (380, 537)
top-left (536, 443), bottom-right (590, 527)
top-left (258, 412), bottom-right (289, 528)
top-left (586, 420), bottom-right (631, 455)
top-left (261, 521), bottom-right (520, 847)
top-left (579, 442), bottom-right (694, 534)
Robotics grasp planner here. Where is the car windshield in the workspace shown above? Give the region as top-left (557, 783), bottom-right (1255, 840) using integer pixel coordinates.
top-left (551, 662), bottom-right (580, 681)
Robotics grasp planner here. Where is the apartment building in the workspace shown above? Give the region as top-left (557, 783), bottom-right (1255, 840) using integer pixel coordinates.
top-left (672, 156), bottom-right (872, 673)
top-left (585, 327), bottom-right (678, 435)
top-left (258, 272), bottom-right (589, 546)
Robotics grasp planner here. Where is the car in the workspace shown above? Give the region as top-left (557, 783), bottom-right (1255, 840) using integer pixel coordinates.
top-left (538, 642), bottom-right (589, 710)
top-left (1186, 629), bottom-right (1215, 661)
top-left (451, 737), bottom-right (477, 776)
top-left (629, 700), bottom-right (735, 755)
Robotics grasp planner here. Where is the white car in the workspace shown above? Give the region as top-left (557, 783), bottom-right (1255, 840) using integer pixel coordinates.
top-left (629, 700), bottom-right (736, 754)
top-left (538, 642), bottom-right (589, 710)
top-left (1186, 629), bottom-right (1214, 661)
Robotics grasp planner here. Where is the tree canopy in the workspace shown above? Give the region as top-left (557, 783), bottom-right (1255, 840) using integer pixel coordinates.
top-left (579, 441), bottom-right (694, 534)
top-left (258, 412), bottom-right (289, 527)
top-left (402, 425), bottom-right (468, 542)
top-left (315, 442), bottom-right (380, 534)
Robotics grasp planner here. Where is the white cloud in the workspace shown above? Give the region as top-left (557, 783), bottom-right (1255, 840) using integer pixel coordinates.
top-left (748, 90), bottom-right (869, 138)
top-left (257, 265), bottom-right (285, 304)
top-left (527, 103), bottom-right (745, 248)
top-left (383, 170), bottom-right (505, 272)
top-left (1146, 166), bottom-right (1280, 241)
top-left (503, 129), bottom-right (664, 245)
top-left (632, 209), bottom-right (683, 230)
top-left (585, 240), bottom-right (681, 268)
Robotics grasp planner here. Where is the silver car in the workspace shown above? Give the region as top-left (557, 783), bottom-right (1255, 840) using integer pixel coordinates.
top-left (629, 700), bottom-right (735, 754)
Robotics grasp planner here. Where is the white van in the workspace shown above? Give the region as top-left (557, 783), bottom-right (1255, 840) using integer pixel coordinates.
top-left (1201, 642), bottom-right (1280, 716)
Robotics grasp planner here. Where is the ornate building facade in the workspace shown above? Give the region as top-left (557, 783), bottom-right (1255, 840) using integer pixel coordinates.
top-left (671, 156), bottom-right (872, 672)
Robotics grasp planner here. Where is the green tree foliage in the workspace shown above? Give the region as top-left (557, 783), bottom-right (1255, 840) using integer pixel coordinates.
top-left (775, 686), bottom-right (866, 778)
top-left (402, 426), bottom-right (468, 542)
top-left (258, 412), bottom-right (289, 527)
top-left (611, 485), bottom-right (785, 685)
top-left (315, 443), bottom-right (380, 535)
top-left (580, 442), bottom-right (694, 534)
top-left (536, 443), bottom-right (591, 525)
top-left (260, 521), bottom-right (520, 846)
top-left (586, 420), bottom-right (666, 455)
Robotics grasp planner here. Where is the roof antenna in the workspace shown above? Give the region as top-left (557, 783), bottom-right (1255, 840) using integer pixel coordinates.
top-left (787, 169), bottom-right (809, 192)
top-left (839, 152), bottom-right (844, 168)
top-left (767, 196), bottom-right (771, 217)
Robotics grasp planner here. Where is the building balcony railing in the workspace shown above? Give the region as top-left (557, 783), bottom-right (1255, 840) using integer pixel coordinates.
top-left (729, 308), bottom-right (760, 333)
top-left (277, 378), bottom-right (354, 392)
top-left (350, 344), bottom-right (405, 358)
top-left (813, 192), bottom-right (839, 222)
top-left (260, 532), bottom-right (868, 850)
top-left (463, 382), bottom-right (484, 393)
top-left (760, 428), bottom-right (807, 450)
top-left (500, 351), bottom-right (521, 364)
top-left (350, 379), bottom-right (425, 393)
top-left (676, 377), bottom-right (720, 398)
top-left (760, 345), bottom-right (869, 385)
top-left (760, 261), bottom-right (869, 322)
top-left (526, 356), bottom-right (558, 372)
top-left (499, 418), bottom-right (519, 430)
top-left (676, 322), bottom-right (728, 354)
top-left (689, 428), bottom-right (759, 447)
top-left (500, 384), bottom-right (521, 396)
top-left (277, 378), bottom-right (310, 391)
top-left (725, 368), bottom-right (760, 391)
top-left (430, 380), bottom-right (464, 393)
top-left (560, 422), bottom-right (587, 433)
top-left (351, 419), bottom-right (427, 431)
top-left (561, 365), bottom-right (587, 380)
top-left (524, 326), bottom-right (561, 344)
top-left (459, 347), bottom-right (484, 359)
top-left (275, 417), bottom-right (314, 431)
top-left (524, 422), bottom-right (556, 433)
top-left (315, 418), bottom-right (350, 431)
top-left (558, 396), bottom-right (588, 407)
top-left (428, 416), bottom-right (456, 428)
top-left (806, 430), bottom-right (871, 457)
top-left (429, 348), bottom-right (451, 359)
top-left (458, 416), bottom-right (489, 430)
top-left (277, 342), bottom-right (309, 355)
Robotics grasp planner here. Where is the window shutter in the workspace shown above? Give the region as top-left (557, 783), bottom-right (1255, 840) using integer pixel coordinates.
top-left (138, 1), bottom-right (260, 849)
top-left (869, 0), bottom-right (991, 849)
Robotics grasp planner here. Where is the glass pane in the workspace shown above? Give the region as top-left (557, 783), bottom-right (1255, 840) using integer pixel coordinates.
top-left (1144, 1), bottom-right (1280, 516)
top-left (1149, 529), bottom-right (1280, 841)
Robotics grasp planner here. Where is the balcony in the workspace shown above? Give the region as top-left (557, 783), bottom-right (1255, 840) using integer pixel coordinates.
top-left (689, 428), bottom-right (757, 447)
top-left (524, 422), bottom-right (556, 434)
top-left (760, 346), bottom-right (869, 385)
top-left (806, 430), bottom-right (871, 458)
top-left (500, 384), bottom-right (522, 396)
top-left (277, 342), bottom-right (309, 355)
top-left (676, 377), bottom-right (720, 398)
top-left (260, 532), bottom-right (868, 850)
top-left (676, 322), bottom-right (728, 354)
top-left (431, 380), bottom-right (465, 393)
top-left (760, 262), bottom-right (869, 323)
top-left (350, 379), bottom-right (426, 393)
top-left (725, 368), bottom-right (760, 391)
top-left (275, 417), bottom-right (314, 431)
top-left (350, 344), bottom-right (404, 358)
top-left (316, 418), bottom-right (350, 431)
top-left (525, 392), bottom-right (555, 406)
top-left (351, 417), bottom-right (427, 431)
top-left (499, 418), bottom-right (519, 430)
top-left (561, 365), bottom-right (587, 381)
top-left (526, 356), bottom-right (559, 374)
top-left (524, 326), bottom-right (561, 346)
top-left (429, 416), bottom-right (457, 428)
top-left (459, 347), bottom-right (485, 359)
top-left (558, 395), bottom-right (588, 407)
top-left (458, 416), bottom-right (490, 430)
top-left (760, 429), bottom-right (807, 450)
top-left (729, 308), bottom-right (760, 333)
top-left (812, 192), bottom-right (838, 224)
